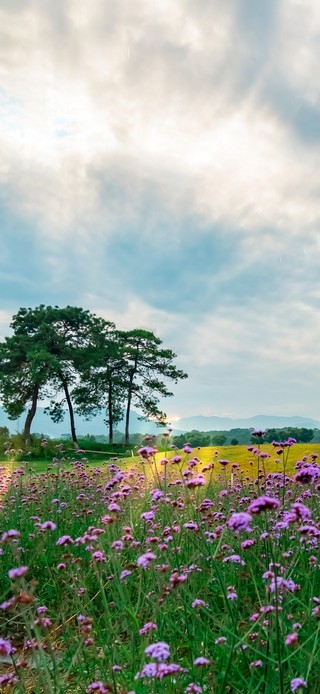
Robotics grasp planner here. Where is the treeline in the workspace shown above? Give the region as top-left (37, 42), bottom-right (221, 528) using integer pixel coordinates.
top-left (0, 305), bottom-right (187, 445)
top-left (172, 426), bottom-right (317, 448)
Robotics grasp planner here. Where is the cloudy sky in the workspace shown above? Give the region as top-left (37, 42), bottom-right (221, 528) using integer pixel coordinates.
top-left (1, 0), bottom-right (320, 421)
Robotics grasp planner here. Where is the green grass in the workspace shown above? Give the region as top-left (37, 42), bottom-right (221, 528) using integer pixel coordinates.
top-left (1, 441), bottom-right (320, 692)
top-left (3, 442), bottom-right (320, 478)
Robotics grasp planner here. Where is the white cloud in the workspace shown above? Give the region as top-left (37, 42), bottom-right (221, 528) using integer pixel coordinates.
top-left (0, 0), bottom-right (320, 247)
top-left (1, 0), bottom-right (320, 419)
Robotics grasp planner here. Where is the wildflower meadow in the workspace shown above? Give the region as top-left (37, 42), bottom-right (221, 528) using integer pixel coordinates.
top-left (1, 434), bottom-right (320, 692)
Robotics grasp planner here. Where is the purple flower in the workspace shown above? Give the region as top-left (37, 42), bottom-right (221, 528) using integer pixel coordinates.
top-left (56, 535), bottom-right (74, 546)
top-left (194, 657), bottom-right (210, 667)
top-left (137, 552), bottom-right (156, 568)
top-left (111, 540), bottom-right (124, 551)
top-left (192, 599), bottom-right (209, 609)
top-left (39, 521), bottom-right (57, 531)
top-left (290, 678), bottom-right (307, 692)
top-left (138, 446), bottom-right (158, 458)
top-left (8, 566), bottom-right (28, 580)
top-left (223, 555), bottom-right (245, 566)
top-left (120, 569), bottom-right (132, 581)
top-left (285, 633), bottom-right (299, 646)
top-left (139, 622), bottom-right (158, 635)
top-left (291, 502), bottom-right (311, 521)
top-left (87, 682), bottom-right (110, 693)
top-left (92, 550), bottom-right (106, 563)
top-left (185, 685), bottom-right (203, 693)
top-left (248, 496), bottom-right (280, 514)
top-left (186, 474), bottom-right (205, 488)
top-left (145, 641), bottom-right (170, 662)
top-left (0, 638), bottom-right (12, 656)
top-left (140, 511), bottom-right (155, 522)
top-left (241, 539), bottom-right (256, 549)
top-left (1, 529), bottom-right (20, 544)
top-left (228, 512), bottom-right (252, 533)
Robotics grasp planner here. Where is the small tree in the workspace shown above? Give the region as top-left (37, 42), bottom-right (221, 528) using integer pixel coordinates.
top-left (119, 329), bottom-right (188, 445)
top-left (211, 433), bottom-right (227, 446)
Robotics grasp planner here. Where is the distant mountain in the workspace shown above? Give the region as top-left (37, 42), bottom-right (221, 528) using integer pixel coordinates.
top-left (0, 407), bottom-right (168, 438)
top-left (1, 406), bottom-right (319, 438)
top-left (171, 414), bottom-right (320, 432)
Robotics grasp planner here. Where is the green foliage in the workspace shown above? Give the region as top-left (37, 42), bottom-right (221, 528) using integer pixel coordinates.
top-left (173, 430), bottom-right (211, 448)
top-left (0, 306), bottom-right (188, 445)
top-left (211, 433), bottom-right (227, 446)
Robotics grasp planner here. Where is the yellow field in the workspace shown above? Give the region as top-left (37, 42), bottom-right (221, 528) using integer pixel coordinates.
top-left (150, 442), bottom-right (320, 480)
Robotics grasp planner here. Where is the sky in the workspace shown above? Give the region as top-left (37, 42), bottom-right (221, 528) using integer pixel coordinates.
top-left (1, 0), bottom-right (320, 422)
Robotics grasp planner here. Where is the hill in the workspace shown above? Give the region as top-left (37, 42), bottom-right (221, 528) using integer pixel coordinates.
top-left (171, 414), bottom-right (320, 432)
top-left (0, 406), bottom-right (169, 438)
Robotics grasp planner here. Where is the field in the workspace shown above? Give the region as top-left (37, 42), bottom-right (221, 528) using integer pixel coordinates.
top-left (1, 439), bottom-right (320, 692)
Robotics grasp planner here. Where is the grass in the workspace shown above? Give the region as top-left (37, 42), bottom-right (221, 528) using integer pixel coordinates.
top-left (3, 442), bottom-right (320, 476)
top-left (1, 440), bottom-right (320, 692)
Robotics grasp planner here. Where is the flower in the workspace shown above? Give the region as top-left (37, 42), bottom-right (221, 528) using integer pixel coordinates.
top-left (139, 622), bottom-right (157, 635)
top-left (39, 521), bottom-right (57, 531)
top-left (192, 599), bottom-right (209, 609)
top-left (0, 638), bottom-right (12, 656)
top-left (285, 633), bottom-right (299, 646)
top-left (194, 657), bottom-right (210, 666)
top-left (144, 641), bottom-right (170, 662)
top-left (56, 535), bottom-right (74, 546)
top-left (248, 496), bottom-right (280, 514)
top-left (87, 682), bottom-right (111, 693)
top-left (290, 678), bottom-right (307, 692)
top-left (8, 566), bottom-right (28, 580)
top-left (137, 552), bottom-right (156, 568)
top-left (228, 512), bottom-right (252, 533)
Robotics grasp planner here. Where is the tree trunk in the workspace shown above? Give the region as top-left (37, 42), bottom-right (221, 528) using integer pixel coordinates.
top-left (108, 381), bottom-right (113, 445)
top-left (124, 378), bottom-right (133, 446)
top-left (62, 380), bottom-right (78, 447)
top-left (23, 384), bottom-right (39, 443)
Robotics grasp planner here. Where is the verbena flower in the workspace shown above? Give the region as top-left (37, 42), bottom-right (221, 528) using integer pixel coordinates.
top-left (290, 678), bottom-right (307, 692)
top-left (248, 496), bottom-right (280, 514)
top-left (144, 641), bottom-right (170, 662)
top-left (8, 566), bottom-right (28, 580)
top-left (228, 512), bottom-right (252, 533)
top-left (137, 552), bottom-right (156, 568)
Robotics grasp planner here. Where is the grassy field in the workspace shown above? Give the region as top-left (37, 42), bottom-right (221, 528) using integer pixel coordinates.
top-left (1, 439), bottom-right (320, 691)
top-left (3, 441), bottom-right (320, 477)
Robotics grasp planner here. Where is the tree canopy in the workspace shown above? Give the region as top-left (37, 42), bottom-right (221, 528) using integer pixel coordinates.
top-left (0, 305), bottom-right (188, 444)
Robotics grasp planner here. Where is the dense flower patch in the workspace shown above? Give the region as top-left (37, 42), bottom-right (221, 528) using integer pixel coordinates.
top-left (0, 440), bottom-right (320, 692)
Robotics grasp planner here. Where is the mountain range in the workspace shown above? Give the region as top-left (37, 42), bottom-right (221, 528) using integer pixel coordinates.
top-left (172, 414), bottom-right (320, 432)
top-left (0, 407), bottom-right (319, 438)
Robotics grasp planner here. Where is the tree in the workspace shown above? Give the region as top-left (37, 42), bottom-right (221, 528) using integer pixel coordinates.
top-left (0, 312), bottom-right (57, 442)
top-left (41, 306), bottom-right (111, 446)
top-left (0, 305), bottom-right (108, 445)
top-left (72, 321), bottom-right (126, 445)
top-left (118, 329), bottom-right (188, 445)
top-left (231, 438), bottom-right (239, 446)
top-left (211, 434), bottom-right (227, 446)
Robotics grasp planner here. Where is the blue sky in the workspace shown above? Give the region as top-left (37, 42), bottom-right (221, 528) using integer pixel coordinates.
top-left (1, 0), bottom-right (320, 422)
